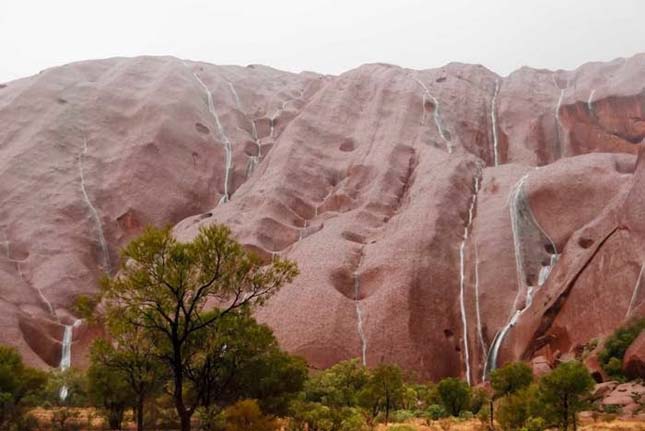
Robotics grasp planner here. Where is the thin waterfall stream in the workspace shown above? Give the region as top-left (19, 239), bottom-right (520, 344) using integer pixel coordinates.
top-left (626, 263), bottom-right (644, 318)
top-left (483, 172), bottom-right (559, 380)
top-left (459, 172), bottom-right (481, 385)
top-left (354, 251), bottom-right (367, 366)
top-left (184, 63), bottom-right (233, 204)
top-left (490, 81), bottom-right (501, 166)
top-left (59, 319), bottom-right (82, 400)
top-left (413, 77), bottom-right (452, 153)
top-left (79, 138), bottom-right (111, 273)
top-left (587, 89), bottom-right (596, 115)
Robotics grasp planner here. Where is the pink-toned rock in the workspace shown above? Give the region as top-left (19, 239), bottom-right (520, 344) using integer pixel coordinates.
top-left (0, 53), bottom-right (644, 383)
top-left (593, 381), bottom-right (619, 399)
top-left (603, 382), bottom-right (645, 411)
top-left (531, 355), bottom-right (551, 377)
top-left (623, 331), bottom-right (645, 379)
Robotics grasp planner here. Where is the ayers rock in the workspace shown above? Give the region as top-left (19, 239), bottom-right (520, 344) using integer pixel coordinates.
top-left (1, 54), bottom-right (644, 383)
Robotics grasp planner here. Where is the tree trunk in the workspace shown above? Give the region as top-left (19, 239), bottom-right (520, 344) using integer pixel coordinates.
top-left (385, 397), bottom-right (390, 424)
top-left (489, 399), bottom-right (495, 430)
top-left (179, 410), bottom-right (192, 431)
top-left (136, 395), bottom-right (145, 431)
top-left (563, 395), bottom-right (569, 431)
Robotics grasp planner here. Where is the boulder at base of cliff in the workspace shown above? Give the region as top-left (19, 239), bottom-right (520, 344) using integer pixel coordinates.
top-left (623, 331), bottom-right (645, 379)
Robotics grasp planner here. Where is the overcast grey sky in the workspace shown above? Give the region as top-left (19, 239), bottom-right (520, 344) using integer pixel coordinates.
top-left (2, 0), bottom-right (644, 83)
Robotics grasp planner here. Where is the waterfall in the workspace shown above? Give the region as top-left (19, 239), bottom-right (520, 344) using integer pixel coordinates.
top-left (458, 174), bottom-right (481, 385)
top-left (626, 263), bottom-right (644, 318)
top-left (246, 119), bottom-right (261, 177)
top-left (587, 89), bottom-right (596, 115)
top-left (414, 77), bottom-right (452, 153)
top-left (353, 260), bottom-right (367, 366)
top-left (483, 174), bottom-right (528, 379)
top-left (59, 320), bottom-right (81, 400)
top-left (185, 64), bottom-right (233, 204)
top-left (269, 99), bottom-right (292, 139)
top-left (553, 77), bottom-right (565, 159)
top-left (483, 172), bottom-right (559, 379)
top-left (2, 231), bottom-right (56, 318)
top-left (491, 81), bottom-right (501, 166)
top-left (79, 138), bottom-right (111, 273)
top-left (299, 220), bottom-right (308, 241)
top-left (227, 82), bottom-right (242, 110)
top-left (473, 244), bottom-right (488, 364)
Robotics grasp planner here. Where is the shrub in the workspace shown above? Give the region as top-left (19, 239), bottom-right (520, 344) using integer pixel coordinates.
top-left (523, 416), bottom-right (545, 431)
top-left (223, 399), bottom-right (278, 431)
top-left (389, 409), bottom-right (415, 423)
top-left (436, 378), bottom-right (470, 416)
top-left (598, 318), bottom-right (645, 380)
top-left (425, 404), bottom-right (447, 421)
top-left (51, 408), bottom-right (82, 431)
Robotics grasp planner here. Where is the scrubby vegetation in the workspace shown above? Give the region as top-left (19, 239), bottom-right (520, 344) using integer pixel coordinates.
top-left (598, 318), bottom-right (645, 381)
top-left (0, 224), bottom-right (642, 431)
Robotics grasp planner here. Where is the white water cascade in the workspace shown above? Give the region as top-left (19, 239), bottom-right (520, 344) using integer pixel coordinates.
top-left (626, 263), bottom-right (644, 318)
top-left (587, 89), bottom-right (596, 115)
top-left (354, 253), bottom-right (367, 366)
top-left (473, 244), bottom-right (488, 362)
top-left (458, 173), bottom-right (481, 385)
top-left (553, 77), bottom-right (566, 158)
top-left (79, 138), bottom-right (111, 273)
top-left (414, 77), bottom-right (452, 153)
top-left (490, 81), bottom-right (501, 166)
top-left (185, 64), bottom-right (233, 204)
top-left (59, 320), bottom-right (82, 400)
top-left (269, 99), bottom-right (291, 139)
top-left (299, 220), bottom-right (308, 241)
top-left (2, 231), bottom-right (56, 317)
top-left (483, 173), bottom-right (559, 379)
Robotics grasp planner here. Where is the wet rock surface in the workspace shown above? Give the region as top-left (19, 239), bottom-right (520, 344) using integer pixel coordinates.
top-left (0, 54), bottom-right (644, 380)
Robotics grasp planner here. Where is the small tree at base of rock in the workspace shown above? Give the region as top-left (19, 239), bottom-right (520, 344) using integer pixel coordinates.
top-left (101, 225), bottom-right (298, 431)
top-left (0, 345), bottom-right (48, 429)
top-left (358, 363), bottom-right (404, 424)
top-left (436, 378), bottom-right (471, 417)
top-left (490, 361), bottom-right (533, 429)
top-left (539, 361), bottom-right (593, 431)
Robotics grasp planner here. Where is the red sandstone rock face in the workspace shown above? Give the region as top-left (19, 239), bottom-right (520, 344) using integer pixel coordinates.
top-left (0, 54), bottom-right (644, 382)
top-left (624, 332), bottom-right (645, 379)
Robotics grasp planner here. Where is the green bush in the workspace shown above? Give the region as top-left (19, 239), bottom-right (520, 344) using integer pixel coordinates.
top-left (436, 378), bottom-right (470, 416)
top-left (389, 409), bottom-right (415, 423)
top-left (598, 318), bottom-right (645, 380)
top-left (602, 404), bottom-right (622, 414)
top-left (523, 416), bottom-right (545, 431)
top-left (425, 404), bottom-right (447, 421)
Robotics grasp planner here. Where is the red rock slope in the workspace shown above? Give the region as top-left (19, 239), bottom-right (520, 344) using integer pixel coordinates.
top-left (0, 54), bottom-right (644, 382)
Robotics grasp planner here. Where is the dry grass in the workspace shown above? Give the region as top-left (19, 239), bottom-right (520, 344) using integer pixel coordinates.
top-left (375, 418), bottom-right (645, 431)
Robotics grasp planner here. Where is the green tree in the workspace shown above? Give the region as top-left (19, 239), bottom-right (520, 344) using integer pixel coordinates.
top-left (359, 363), bottom-right (405, 424)
top-left (305, 359), bottom-right (369, 408)
top-left (101, 225), bottom-right (298, 431)
top-left (87, 357), bottom-right (131, 430)
top-left (0, 345), bottom-right (48, 429)
top-left (436, 378), bottom-right (470, 417)
top-left (490, 361), bottom-right (533, 429)
top-left (496, 384), bottom-right (541, 431)
top-left (89, 329), bottom-right (163, 431)
top-left (539, 361), bottom-right (593, 431)
top-left (289, 400), bottom-right (366, 431)
top-left (185, 310), bottom-right (307, 416)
